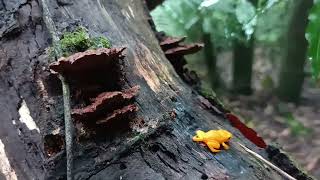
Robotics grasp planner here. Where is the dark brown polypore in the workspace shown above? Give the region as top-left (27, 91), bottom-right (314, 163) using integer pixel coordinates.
top-left (49, 48), bottom-right (126, 92)
top-left (49, 47), bottom-right (126, 75)
top-left (159, 36), bottom-right (203, 57)
top-left (159, 36), bottom-right (186, 50)
top-left (164, 43), bottom-right (203, 57)
top-left (159, 36), bottom-right (203, 87)
top-left (72, 86), bottom-right (140, 121)
top-left (96, 104), bottom-right (139, 125)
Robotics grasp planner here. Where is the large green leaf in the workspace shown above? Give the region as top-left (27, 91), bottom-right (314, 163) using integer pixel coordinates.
top-left (235, 0), bottom-right (256, 39)
top-left (306, 1), bottom-right (320, 79)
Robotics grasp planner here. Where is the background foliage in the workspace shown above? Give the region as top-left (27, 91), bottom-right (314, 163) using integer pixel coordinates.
top-left (307, 0), bottom-right (320, 80)
top-left (151, 0), bottom-right (289, 48)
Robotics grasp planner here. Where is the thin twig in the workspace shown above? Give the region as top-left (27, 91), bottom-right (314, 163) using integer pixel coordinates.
top-left (237, 142), bottom-right (296, 180)
top-left (39, 0), bottom-right (74, 179)
top-left (59, 74), bottom-right (73, 180)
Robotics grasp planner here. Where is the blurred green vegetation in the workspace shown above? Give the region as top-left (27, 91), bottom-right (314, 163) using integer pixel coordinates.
top-left (151, 0), bottom-right (288, 48)
top-left (285, 113), bottom-right (311, 137)
top-left (276, 102), bottom-right (312, 136)
top-left (152, 0), bottom-right (317, 102)
top-left (307, 0), bottom-right (320, 80)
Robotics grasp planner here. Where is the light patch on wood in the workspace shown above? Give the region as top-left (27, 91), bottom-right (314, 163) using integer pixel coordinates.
top-left (134, 44), bottom-right (161, 92)
top-left (52, 128), bottom-right (61, 135)
top-left (128, 6), bottom-right (135, 18)
top-left (121, 9), bottom-right (131, 20)
top-left (36, 78), bottom-right (49, 100)
top-left (121, 6), bottom-right (135, 20)
top-left (0, 139), bottom-right (18, 180)
top-left (18, 100), bottom-right (40, 133)
top-left (151, 51), bottom-right (178, 87)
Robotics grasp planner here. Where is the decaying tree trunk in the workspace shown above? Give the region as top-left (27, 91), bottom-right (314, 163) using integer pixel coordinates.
top-left (0, 0), bottom-right (312, 179)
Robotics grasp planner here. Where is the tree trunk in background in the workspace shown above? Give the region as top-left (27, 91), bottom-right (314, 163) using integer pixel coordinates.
top-left (232, 0), bottom-right (257, 95)
top-left (203, 33), bottom-right (219, 88)
top-left (277, 0), bottom-right (313, 102)
top-left (232, 37), bottom-right (254, 95)
top-left (0, 0), bottom-right (311, 179)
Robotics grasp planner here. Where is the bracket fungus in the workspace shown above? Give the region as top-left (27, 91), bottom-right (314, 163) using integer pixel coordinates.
top-left (49, 48), bottom-right (125, 83)
top-left (72, 86), bottom-right (140, 123)
top-left (159, 36), bottom-right (203, 58)
top-left (96, 104), bottom-right (139, 125)
top-left (159, 36), bottom-right (203, 87)
top-left (159, 36), bottom-right (186, 50)
top-left (49, 48), bottom-right (140, 140)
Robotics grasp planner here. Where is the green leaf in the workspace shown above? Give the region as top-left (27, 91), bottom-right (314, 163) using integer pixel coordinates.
top-left (306, 1), bottom-right (320, 79)
top-left (151, 0), bottom-right (199, 37)
top-left (235, 0), bottom-right (257, 39)
top-left (258, 0), bottom-right (280, 11)
top-left (200, 0), bottom-right (220, 8)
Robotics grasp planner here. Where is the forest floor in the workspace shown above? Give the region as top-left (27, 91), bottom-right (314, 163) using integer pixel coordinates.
top-left (187, 47), bottom-right (320, 179)
top-left (222, 81), bottom-right (320, 179)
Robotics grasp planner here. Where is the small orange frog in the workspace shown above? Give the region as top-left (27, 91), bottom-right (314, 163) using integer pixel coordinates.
top-left (192, 129), bottom-right (232, 153)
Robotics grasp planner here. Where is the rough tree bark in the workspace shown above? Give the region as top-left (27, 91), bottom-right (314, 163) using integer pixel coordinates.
top-left (0, 0), bottom-right (312, 180)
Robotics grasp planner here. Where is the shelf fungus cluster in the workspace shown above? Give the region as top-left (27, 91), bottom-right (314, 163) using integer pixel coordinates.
top-left (159, 36), bottom-right (203, 86)
top-left (48, 48), bottom-right (140, 144)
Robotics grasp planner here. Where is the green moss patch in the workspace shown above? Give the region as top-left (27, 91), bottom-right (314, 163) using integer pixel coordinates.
top-left (50, 27), bottom-right (111, 58)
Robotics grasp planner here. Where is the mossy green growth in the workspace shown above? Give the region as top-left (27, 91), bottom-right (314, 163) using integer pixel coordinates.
top-left (90, 36), bottom-right (111, 49)
top-left (50, 27), bottom-right (111, 58)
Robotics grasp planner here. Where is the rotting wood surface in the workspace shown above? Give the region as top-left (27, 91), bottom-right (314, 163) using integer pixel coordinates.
top-left (0, 0), bottom-right (313, 179)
